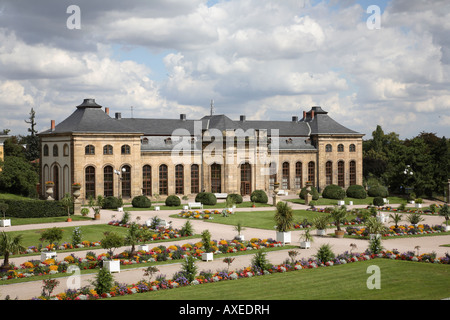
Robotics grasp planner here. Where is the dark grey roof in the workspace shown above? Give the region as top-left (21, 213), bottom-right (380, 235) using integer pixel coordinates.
top-left (300, 106), bottom-right (361, 135)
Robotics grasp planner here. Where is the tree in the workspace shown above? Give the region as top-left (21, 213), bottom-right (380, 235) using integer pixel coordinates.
top-left (40, 227), bottom-right (64, 250)
top-left (24, 108), bottom-right (38, 136)
top-left (0, 156), bottom-right (39, 197)
top-left (274, 201), bottom-right (293, 232)
top-left (101, 232), bottom-right (124, 259)
top-left (124, 222), bottom-right (141, 256)
top-left (61, 193), bottom-right (73, 220)
top-left (0, 232), bottom-right (26, 272)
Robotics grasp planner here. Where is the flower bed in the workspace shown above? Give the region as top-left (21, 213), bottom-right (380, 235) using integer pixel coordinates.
top-left (33, 250), bottom-right (450, 300)
top-left (0, 238), bottom-right (284, 281)
top-left (177, 209), bottom-right (234, 219)
top-left (346, 224), bottom-right (447, 238)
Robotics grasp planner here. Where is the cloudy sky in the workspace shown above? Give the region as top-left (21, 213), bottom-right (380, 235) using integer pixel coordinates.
top-left (0, 0), bottom-right (449, 139)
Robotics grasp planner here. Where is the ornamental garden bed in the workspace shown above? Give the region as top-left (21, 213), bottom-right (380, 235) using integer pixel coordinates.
top-left (345, 224), bottom-right (449, 238)
top-left (0, 238), bottom-right (286, 282)
top-left (32, 250), bottom-right (450, 300)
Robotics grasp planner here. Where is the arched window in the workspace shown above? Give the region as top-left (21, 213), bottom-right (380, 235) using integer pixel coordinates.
top-left (142, 137), bottom-right (149, 145)
top-left (53, 145), bottom-right (59, 157)
top-left (282, 162), bottom-right (290, 190)
top-left (211, 163), bottom-right (221, 193)
top-left (349, 144), bottom-right (356, 152)
top-left (143, 165), bottom-right (152, 196)
top-left (326, 161), bottom-right (333, 185)
top-left (338, 161), bottom-right (345, 188)
top-left (159, 164), bottom-right (168, 195)
top-left (349, 161), bottom-right (356, 186)
top-left (269, 162), bottom-right (277, 190)
top-left (104, 166), bottom-right (114, 197)
top-left (175, 164), bottom-right (184, 194)
top-left (43, 144), bottom-right (49, 157)
top-left (338, 144), bottom-right (344, 152)
top-left (295, 162), bottom-right (302, 189)
top-left (240, 163), bottom-right (252, 195)
top-left (85, 145), bottom-right (95, 155)
top-left (121, 145), bottom-right (131, 155)
top-left (121, 165), bottom-right (131, 198)
top-left (85, 166), bottom-right (95, 198)
top-left (308, 162), bottom-right (315, 185)
top-left (63, 144), bottom-right (69, 156)
top-left (325, 144), bottom-right (332, 152)
top-left (103, 145), bottom-right (113, 155)
top-left (190, 164), bottom-right (200, 194)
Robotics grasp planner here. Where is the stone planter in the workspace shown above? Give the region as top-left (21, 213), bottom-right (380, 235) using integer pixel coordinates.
top-left (334, 230), bottom-right (345, 238)
top-left (300, 241), bottom-right (311, 249)
top-left (45, 184), bottom-right (54, 201)
top-left (316, 229), bottom-right (326, 236)
top-left (276, 231), bottom-right (291, 244)
top-left (202, 252), bottom-right (213, 262)
top-left (415, 203), bottom-right (422, 208)
top-left (103, 260), bottom-right (121, 273)
top-left (337, 200), bottom-right (345, 206)
top-left (0, 219), bottom-right (11, 227)
top-left (444, 225), bottom-right (450, 232)
top-left (41, 251), bottom-right (57, 262)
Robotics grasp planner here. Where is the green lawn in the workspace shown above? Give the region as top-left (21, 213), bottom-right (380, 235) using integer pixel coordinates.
top-left (287, 196), bottom-right (406, 206)
top-left (5, 215), bottom-right (93, 226)
top-left (171, 209), bottom-right (357, 230)
top-left (110, 259), bottom-right (450, 300)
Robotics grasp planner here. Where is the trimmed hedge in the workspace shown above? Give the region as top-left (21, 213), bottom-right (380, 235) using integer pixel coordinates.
top-left (299, 186), bottom-right (319, 201)
top-left (322, 184), bottom-right (346, 200)
top-left (165, 195), bottom-right (181, 207)
top-left (250, 190), bottom-right (268, 204)
top-left (346, 185), bottom-right (367, 199)
top-left (132, 195), bottom-right (151, 208)
top-left (1, 199), bottom-right (67, 218)
top-left (373, 196), bottom-right (384, 206)
top-left (102, 196), bottom-right (123, 209)
top-left (368, 185), bottom-right (388, 198)
top-left (195, 192), bottom-right (217, 205)
top-left (226, 193), bottom-right (243, 204)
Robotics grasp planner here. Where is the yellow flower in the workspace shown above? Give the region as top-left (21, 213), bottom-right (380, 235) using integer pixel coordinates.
top-left (64, 256), bottom-right (75, 263)
top-left (23, 261), bottom-right (34, 269)
top-left (49, 265), bottom-right (58, 271)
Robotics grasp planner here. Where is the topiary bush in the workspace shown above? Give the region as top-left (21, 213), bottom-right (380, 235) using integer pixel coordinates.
top-left (102, 196), bottom-right (123, 209)
top-left (226, 193), bottom-right (243, 204)
top-left (1, 199), bottom-right (67, 218)
top-left (346, 185), bottom-right (367, 199)
top-left (368, 185), bottom-right (388, 198)
top-left (165, 195), bottom-right (181, 206)
top-left (373, 196), bottom-right (384, 207)
top-left (250, 190), bottom-right (268, 204)
top-left (299, 186), bottom-right (319, 200)
top-left (322, 184), bottom-right (346, 200)
top-left (132, 195), bottom-right (151, 208)
top-left (195, 192), bottom-right (217, 205)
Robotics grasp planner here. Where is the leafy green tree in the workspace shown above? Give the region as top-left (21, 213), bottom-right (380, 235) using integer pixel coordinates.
top-left (0, 232), bottom-right (26, 272)
top-left (0, 156), bottom-right (38, 197)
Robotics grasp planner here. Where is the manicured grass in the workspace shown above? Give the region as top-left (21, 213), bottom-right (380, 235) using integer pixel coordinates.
top-left (287, 196), bottom-right (406, 206)
top-left (171, 210), bottom-right (358, 230)
top-left (111, 259), bottom-right (450, 300)
top-left (122, 201), bottom-right (272, 211)
top-left (0, 193), bottom-right (34, 201)
top-left (5, 215), bottom-right (93, 226)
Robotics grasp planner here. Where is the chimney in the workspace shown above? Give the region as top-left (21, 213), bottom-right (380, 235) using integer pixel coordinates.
top-left (303, 111), bottom-right (306, 120)
top-left (51, 120), bottom-right (55, 131)
top-left (292, 116), bottom-right (298, 122)
top-left (105, 107), bottom-right (109, 115)
top-left (240, 115), bottom-right (246, 122)
top-left (180, 114), bottom-right (186, 121)
top-left (115, 112), bottom-right (121, 120)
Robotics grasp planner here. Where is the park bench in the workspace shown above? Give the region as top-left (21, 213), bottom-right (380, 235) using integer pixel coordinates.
top-left (277, 190), bottom-right (288, 196)
top-left (188, 202), bottom-right (203, 210)
top-left (214, 193), bottom-right (228, 199)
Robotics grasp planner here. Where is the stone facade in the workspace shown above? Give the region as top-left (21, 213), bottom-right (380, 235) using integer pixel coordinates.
top-left (38, 99), bottom-right (364, 203)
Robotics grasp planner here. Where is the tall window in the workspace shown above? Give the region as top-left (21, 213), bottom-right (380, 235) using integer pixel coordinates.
top-left (159, 164), bottom-right (168, 195)
top-left (295, 162), bottom-right (302, 189)
top-left (282, 162), bottom-right (290, 190)
top-left (240, 163), bottom-right (252, 195)
top-left (325, 144), bottom-right (332, 152)
top-left (191, 164), bottom-right (199, 194)
top-left (121, 145), bottom-right (131, 155)
top-left (338, 144), bottom-right (344, 152)
top-left (63, 144), bottom-right (69, 156)
top-left (349, 144), bottom-right (356, 152)
top-left (211, 163), bottom-right (221, 193)
top-left (53, 145), bottom-right (59, 157)
top-left (85, 145), bottom-right (95, 155)
top-left (85, 166), bottom-right (95, 198)
top-left (103, 145), bottom-right (113, 155)
top-left (175, 164), bottom-right (184, 194)
top-left (121, 165), bottom-right (131, 198)
top-left (269, 162), bottom-right (277, 190)
top-left (104, 166), bottom-right (114, 197)
top-left (349, 161), bottom-right (356, 186)
top-left (326, 161), bottom-right (333, 185)
top-left (338, 161), bottom-right (345, 188)
top-left (143, 165), bottom-right (152, 196)
top-left (308, 162), bottom-right (315, 185)
top-left (43, 145), bottom-right (49, 156)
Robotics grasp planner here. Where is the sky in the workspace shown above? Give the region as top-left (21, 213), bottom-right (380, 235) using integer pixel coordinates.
top-left (0, 0), bottom-right (449, 139)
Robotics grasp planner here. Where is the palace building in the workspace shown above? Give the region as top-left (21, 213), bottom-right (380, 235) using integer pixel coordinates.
top-left (38, 98), bottom-right (364, 202)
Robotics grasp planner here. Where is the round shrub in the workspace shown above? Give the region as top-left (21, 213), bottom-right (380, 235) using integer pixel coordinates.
top-left (322, 184), bottom-right (346, 200)
top-left (299, 186), bottom-right (319, 200)
top-left (132, 195), bottom-right (151, 208)
top-left (346, 185), bottom-right (367, 199)
top-left (102, 196), bottom-right (122, 209)
top-left (250, 190), bottom-right (268, 204)
top-left (373, 196), bottom-right (384, 207)
top-left (226, 193), bottom-right (243, 204)
top-left (165, 195), bottom-right (181, 206)
top-left (195, 192), bottom-right (217, 205)
top-left (368, 185), bottom-right (388, 198)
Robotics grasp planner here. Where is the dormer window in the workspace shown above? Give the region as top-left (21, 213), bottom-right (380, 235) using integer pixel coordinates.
top-left (286, 138), bottom-right (293, 144)
top-left (142, 138), bottom-right (149, 145)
